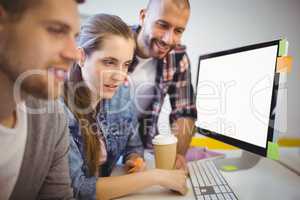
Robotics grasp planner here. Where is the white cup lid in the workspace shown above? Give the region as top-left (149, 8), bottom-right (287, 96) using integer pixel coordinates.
top-left (152, 134), bottom-right (178, 145)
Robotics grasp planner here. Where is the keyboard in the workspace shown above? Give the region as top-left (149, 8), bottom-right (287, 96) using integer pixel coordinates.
top-left (188, 159), bottom-right (239, 200)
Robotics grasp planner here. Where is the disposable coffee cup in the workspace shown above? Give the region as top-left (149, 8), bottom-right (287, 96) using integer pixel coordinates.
top-left (152, 134), bottom-right (177, 170)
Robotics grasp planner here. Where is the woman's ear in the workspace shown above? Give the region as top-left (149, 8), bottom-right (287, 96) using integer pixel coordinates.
top-left (77, 47), bottom-right (86, 68)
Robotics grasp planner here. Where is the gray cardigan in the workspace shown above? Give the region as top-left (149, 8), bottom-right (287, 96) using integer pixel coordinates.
top-left (9, 97), bottom-right (74, 200)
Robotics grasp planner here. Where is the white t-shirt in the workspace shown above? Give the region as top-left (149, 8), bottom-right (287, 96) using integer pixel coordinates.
top-left (0, 102), bottom-right (27, 200)
top-left (129, 56), bottom-right (157, 118)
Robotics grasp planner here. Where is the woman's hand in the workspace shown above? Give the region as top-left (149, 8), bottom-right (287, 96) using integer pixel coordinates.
top-left (174, 154), bottom-right (188, 175)
top-left (124, 154), bottom-right (146, 173)
top-left (154, 169), bottom-right (188, 195)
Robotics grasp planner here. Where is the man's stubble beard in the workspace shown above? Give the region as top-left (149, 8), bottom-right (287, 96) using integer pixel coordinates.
top-left (0, 55), bottom-right (52, 101)
top-left (149, 38), bottom-right (175, 59)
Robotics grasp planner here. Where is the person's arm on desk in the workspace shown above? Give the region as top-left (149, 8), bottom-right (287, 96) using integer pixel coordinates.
top-left (172, 118), bottom-right (195, 172)
top-left (169, 53), bottom-right (197, 172)
top-left (96, 169), bottom-right (188, 200)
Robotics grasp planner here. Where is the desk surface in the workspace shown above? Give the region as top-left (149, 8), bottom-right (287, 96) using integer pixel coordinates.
top-left (112, 149), bottom-right (300, 200)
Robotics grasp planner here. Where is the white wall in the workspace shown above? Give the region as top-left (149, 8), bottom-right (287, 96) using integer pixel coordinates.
top-left (79, 0), bottom-right (300, 137)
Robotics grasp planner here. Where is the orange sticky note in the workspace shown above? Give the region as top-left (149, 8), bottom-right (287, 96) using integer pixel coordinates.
top-left (128, 157), bottom-right (144, 173)
top-left (277, 56), bottom-right (293, 73)
top-left (133, 157), bottom-right (143, 168)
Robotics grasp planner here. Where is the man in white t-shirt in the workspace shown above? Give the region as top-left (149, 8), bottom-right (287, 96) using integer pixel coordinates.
top-left (0, 0), bottom-right (84, 199)
top-left (127, 0), bottom-right (197, 171)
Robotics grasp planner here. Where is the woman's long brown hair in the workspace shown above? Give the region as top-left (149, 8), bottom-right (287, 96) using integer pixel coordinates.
top-left (63, 14), bottom-right (134, 176)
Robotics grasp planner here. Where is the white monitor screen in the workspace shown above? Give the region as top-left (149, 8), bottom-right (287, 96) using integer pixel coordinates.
top-left (196, 44), bottom-right (278, 148)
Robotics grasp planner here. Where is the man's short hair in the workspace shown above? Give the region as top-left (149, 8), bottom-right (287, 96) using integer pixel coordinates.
top-left (147, 0), bottom-right (190, 10)
top-left (0, 0), bottom-right (84, 19)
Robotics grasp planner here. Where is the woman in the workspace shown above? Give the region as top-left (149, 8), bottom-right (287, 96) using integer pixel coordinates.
top-left (62, 14), bottom-right (187, 200)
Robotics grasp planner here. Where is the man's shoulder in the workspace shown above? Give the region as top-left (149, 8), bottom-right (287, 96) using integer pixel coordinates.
top-left (11, 97), bottom-right (71, 199)
top-left (25, 96), bottom-right (67, 141)
top-left (25, 95), bottom-right (65, 114)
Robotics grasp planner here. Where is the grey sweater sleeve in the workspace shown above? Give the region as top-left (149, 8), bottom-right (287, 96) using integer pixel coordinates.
top-left (36, 103), bottom-right (74, 200)
top-left (9, 98), bottom-right (74, 200)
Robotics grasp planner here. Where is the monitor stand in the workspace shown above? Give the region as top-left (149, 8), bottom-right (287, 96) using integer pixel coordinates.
top-left (213, 150), bottom-right (261, 172)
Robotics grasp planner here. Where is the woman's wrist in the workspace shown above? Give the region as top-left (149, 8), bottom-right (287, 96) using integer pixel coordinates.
top-left (147, 169), bottom-right (163, 186)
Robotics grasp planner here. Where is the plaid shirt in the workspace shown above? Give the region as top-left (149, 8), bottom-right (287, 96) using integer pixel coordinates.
top-left (128, 26), bottom-right (197, 148)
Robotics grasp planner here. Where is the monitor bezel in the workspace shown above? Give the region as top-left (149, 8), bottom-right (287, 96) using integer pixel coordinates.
top-left (196, 40), bottom-right (280, 157)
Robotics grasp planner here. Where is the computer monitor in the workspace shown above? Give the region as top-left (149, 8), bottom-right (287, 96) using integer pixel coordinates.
top-left (195, 40), bottom-right (280, 157)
